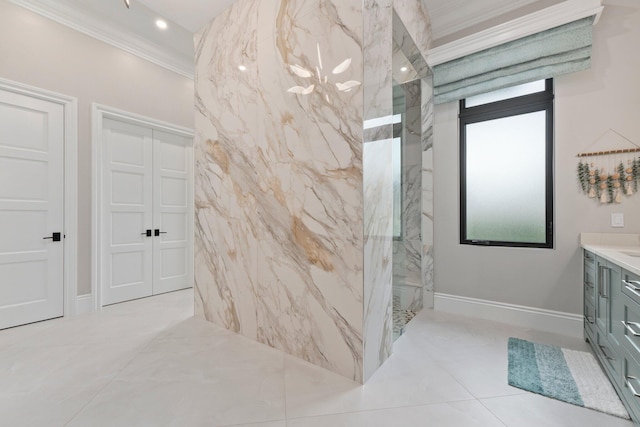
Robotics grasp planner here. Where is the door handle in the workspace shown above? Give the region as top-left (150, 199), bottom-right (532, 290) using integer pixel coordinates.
top-left (141, 229), bottom-right (152, 237)
top-left (43, 232), bottom-right (62, 242)
top-left (154, 229), bottom-right (167, 237)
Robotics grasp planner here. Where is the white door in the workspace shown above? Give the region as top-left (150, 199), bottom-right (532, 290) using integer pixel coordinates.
top-left (102, 118), bottom-right (153, 305)
top-left (101, 118), bottom-right (192, 306)
top-left (0, 89), bottom-right (64, 329)
top-left (152, 130), bottom-right (193, 295)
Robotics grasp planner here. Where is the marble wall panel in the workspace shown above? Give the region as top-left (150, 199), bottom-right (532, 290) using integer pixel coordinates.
top-left (255, 0), bottom-right (365, 382)
top-left (194, 0), bottom-right (260, 333)
top-left (195, 0), bottom-right (366, 382)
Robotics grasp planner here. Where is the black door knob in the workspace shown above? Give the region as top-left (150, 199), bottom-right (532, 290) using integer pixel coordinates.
top-left (43, 232), bottom-right (62, 242)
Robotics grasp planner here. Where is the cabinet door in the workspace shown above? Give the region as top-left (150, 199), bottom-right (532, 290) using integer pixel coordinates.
top-left (584, 250), bottom-right (596, 306)
top-left (607, 260), bottom-right (623, 349)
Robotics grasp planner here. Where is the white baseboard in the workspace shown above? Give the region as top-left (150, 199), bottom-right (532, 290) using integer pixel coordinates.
top-left (76, 294), bottom-right (93, 315)
top-left (434, 293), bottom-right (583, 338)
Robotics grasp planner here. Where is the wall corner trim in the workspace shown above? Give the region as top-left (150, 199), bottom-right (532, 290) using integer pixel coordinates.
top-left (427, 0), bottom-right (604, 67)
top-left (433, 292), bottom-right (583, 338)
top-left (76, 294), bottom-right (93, 315)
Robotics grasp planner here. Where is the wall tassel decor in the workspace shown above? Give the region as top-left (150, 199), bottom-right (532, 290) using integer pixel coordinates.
top-left (576, 129), bottom-right (640, 204)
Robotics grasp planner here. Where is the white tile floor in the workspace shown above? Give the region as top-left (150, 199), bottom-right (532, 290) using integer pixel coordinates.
top-left (1, 288), bottom-right (635, 427)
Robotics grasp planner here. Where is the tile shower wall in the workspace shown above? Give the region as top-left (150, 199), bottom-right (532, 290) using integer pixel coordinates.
top-left (391, 4), bottom-right (434, 311)
top-left (194, 0), bottom-right (365, 382)
top-left (194, 0), bottom-right (431, 383)
top-left (393, 79), bottom-right (423, 313)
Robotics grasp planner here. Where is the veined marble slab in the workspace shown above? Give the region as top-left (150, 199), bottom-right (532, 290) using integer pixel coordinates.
top-left (195, 0), bottom-right (365, 382)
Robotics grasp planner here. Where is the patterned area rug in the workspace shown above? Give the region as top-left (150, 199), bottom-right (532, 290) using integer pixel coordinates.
top-left (508, 337), bottom-right (629, 419)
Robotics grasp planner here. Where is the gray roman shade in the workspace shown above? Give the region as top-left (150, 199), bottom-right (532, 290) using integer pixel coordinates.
top-left (433, 16), bottom-right (595, 105)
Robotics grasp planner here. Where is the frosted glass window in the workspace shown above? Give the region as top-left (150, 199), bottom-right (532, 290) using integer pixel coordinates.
top-left (465, 80), bottom-right (546, 108)
top-left (460, 79), bottom-right (553, 248)
top-left (465, 112), bottom-right (546, 243)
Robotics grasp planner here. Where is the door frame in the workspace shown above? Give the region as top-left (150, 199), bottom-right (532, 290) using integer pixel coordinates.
top-left (91, 104), bottom-right (194, 310)
top-left (0, 78), bottom-right (79, 317)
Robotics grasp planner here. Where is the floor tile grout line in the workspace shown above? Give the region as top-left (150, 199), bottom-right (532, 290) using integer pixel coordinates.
top-left (476, 397), bottom-right (509, 427)
top-left (60, 323), bottom-right (181, 427)
top-left (284, 396), bottom-right (479, 422)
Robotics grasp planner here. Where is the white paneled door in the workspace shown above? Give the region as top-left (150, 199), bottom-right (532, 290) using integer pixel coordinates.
top-left (0, 89), bottom-right (64, 329)
top-left (152, 130), bottom-right (193, 295)
top-left (101, 118), bottom-right (192, 306)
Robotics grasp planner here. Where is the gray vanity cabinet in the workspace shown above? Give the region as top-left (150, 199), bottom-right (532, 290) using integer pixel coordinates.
top-left (584, 249), bottom-right (640, 422)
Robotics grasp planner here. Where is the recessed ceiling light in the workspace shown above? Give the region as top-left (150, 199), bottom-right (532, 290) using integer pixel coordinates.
top-left (156, 19), bottom-right (168, 30)
top-left (400, 66), bottom-right (408, 72)
top-left (238, 65), bottom-right (247, 71)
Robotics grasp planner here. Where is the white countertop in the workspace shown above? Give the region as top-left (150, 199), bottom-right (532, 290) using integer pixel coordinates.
top-left (581, 233), bottom-right (640, 276)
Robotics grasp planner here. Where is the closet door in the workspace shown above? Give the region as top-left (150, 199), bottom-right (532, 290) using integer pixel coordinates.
top-left (152, 130), bottom-right (193, 295)
top-left (102, 119), bottom-right (153, 305)
top-left (0, 89), bottom-right (64, 329)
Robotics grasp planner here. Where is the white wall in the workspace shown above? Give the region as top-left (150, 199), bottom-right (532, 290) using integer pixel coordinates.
top-left (433, 3), bottom-right (640, 315)
top-left (0, 1), bottom-right (194, 296)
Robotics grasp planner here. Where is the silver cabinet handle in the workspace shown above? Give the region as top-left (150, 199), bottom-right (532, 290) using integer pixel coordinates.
top-left (627, 376), bottom-right (640, 398)
top-left (623, 280), bottom-right (640, 291)
top-left (623, 280), bottom-right (640, 298)
top-left (584, 315), bottom-right (594, 324)
top-left (622, 321), bottom-right (640, 337)
top-left (584, 281), bottom-right (594, 290)
top-left (599, 345), bottom-right (615, 361)
top-left (598, 265), bottom-right (609, 298)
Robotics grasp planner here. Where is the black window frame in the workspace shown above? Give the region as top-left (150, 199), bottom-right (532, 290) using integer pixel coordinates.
top-left (459, 79), bottom-right (554, 249)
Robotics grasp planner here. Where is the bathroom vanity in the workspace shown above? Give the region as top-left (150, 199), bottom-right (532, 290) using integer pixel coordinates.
top-left (582, 233), bottom-right (640, 421)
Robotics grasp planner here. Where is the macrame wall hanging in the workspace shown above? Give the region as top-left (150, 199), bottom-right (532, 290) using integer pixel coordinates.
top-left (576, 129), bottom-right (640, 204)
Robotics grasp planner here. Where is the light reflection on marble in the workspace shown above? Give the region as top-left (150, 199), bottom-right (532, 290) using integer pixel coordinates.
top-left (195, 0), bottom-right (365, 382)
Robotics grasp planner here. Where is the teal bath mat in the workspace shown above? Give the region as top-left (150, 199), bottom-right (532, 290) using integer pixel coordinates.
top-left (508, 337), bottom-right (629, 419)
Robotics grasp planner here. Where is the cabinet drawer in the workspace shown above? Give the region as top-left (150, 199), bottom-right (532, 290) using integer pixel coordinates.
top-left (622, 269), bottom-right (640, 307)
top-left (622, 297), bottom-right (640, 359)
top-left (597, 330), bottom-right (622, 386)
top-left (621, 348), bottom-right (640, 421)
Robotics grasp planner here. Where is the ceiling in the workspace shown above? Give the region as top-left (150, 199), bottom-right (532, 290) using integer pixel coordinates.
top-left (14, 0), bottom-right (625, 79)
top-left (136, 0), bottom-right (235, 33)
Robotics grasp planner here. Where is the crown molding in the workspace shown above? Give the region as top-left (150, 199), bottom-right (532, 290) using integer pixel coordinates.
top-left (430, 0), bottom-right (535, 40)
top-left (427, 0), bottom-right (604, 67)
top-left (9, 0), bottom-right (194, 79)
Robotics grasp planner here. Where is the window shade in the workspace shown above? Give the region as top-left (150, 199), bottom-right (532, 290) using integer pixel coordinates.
top-left (433, 16), bottom-right (595, 105)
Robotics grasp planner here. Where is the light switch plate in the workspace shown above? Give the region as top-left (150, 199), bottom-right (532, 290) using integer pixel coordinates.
top-left (611, 213), bottom-right (624, 228)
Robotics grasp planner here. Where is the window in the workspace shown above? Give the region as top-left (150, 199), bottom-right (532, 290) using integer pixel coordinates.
top-left (459, 79), bottom-right (554, 248)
